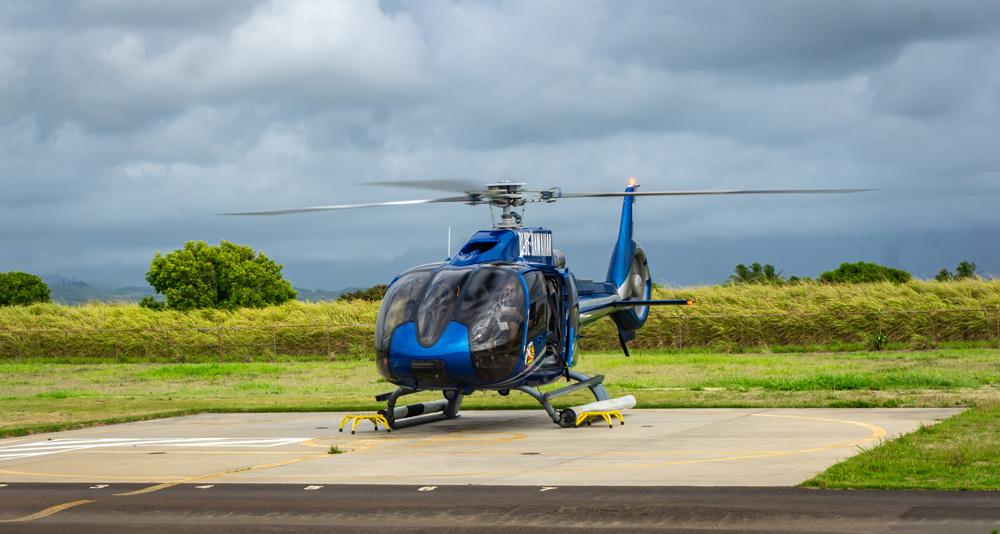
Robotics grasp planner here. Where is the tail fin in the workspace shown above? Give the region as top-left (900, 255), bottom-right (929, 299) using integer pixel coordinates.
top-left (606, 179), bottom-right (653, 333)
top-left (605, 180), bottom-right (639, 290)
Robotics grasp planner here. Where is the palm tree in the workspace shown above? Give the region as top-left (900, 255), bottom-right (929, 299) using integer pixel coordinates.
top-left (728, 263), bottom-right (784, 284)
top-left (955, 260), bottom-right (981, 280)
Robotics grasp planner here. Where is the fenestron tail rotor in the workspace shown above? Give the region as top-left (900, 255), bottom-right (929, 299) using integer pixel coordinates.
top-left (222, 179), bottom-right (874, 228)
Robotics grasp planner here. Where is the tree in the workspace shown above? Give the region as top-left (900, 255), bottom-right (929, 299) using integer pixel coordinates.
top-left (337, 284), bottom-right (388, 302)
top-left (0, 271), bottom-right (51, 306)
top-left (819, 261), bottom-right (911, 284)
top-left (934, 268), bottom-right (954, 282)
top-left (145, 240), bottom-right (297, 310)
top-left (727, 263), bottom-right (785, 285)
top-left (936, 260), bottom-right (981, 282)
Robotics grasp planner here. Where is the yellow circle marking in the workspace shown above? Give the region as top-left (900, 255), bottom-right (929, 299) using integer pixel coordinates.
top-left (225, 411), bottom-right (888, 480)
top-left (1, 411), bottom-right (888, 483)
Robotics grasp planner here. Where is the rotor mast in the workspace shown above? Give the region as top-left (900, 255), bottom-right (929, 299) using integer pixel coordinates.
top-left (486, 181), bottom-right (527, 229)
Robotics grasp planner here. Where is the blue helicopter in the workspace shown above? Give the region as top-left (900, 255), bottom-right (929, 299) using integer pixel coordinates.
top-left (229, 179), bottom-right (869, 428)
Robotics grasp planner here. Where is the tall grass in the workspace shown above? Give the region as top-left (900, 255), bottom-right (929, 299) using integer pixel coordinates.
top-left (1, 280), bottom-right (998, 361)
top-left (583, 279), bottom-right (1000, 351)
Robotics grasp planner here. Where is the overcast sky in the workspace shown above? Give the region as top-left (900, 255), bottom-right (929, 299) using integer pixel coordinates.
top-left (2, 0), bottom-right (998, 291)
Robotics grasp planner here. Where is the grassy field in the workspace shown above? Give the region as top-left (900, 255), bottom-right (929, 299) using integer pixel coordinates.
top-left (2, 279), bottom-right (999, 359)
top-left (2, 280), bottom-right (999, 489)
top-left (2, 348), bottom-right (998, 490)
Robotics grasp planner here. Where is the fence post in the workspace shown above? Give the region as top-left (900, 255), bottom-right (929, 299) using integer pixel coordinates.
top-left (64, 330), bottom-right (68, 360)
top-left (677, 310), bottom-right (683, 351)
top-left (326, 325), bottom-right (330, 357)
top-left (19, 329), bottom-right (23, 362)
top-left (878, 307), bottom-right (882, 335)
top-left (931, 310), bottom-right (938, 343)
top-left (740, 315), bottom-right (744, 350)
top-left (273, 326), bottom-right (277, 357)
top-left (115, 329), bottom-right (119, 363)
top-left (218, 326), bottom-right (223, 363)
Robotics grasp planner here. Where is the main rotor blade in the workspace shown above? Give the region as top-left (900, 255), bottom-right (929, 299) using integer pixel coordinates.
top-left (559, 188), bottom-right (876, 198)
top-left (366, 179), bottom-right (481, 193)
top-left (220, 196), bottom-right (469, 216)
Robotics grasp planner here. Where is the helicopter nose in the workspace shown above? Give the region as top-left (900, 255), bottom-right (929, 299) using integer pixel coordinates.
top-left (387, 322), bottom-right (475, 388)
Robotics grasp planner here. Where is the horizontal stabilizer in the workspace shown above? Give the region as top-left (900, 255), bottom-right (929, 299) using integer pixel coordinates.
top-left (610, 299), bottom-right (693, 309)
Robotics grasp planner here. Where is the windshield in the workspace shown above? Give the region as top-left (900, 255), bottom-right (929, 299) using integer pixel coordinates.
top-left (375, 264), bottom-right (528, 382)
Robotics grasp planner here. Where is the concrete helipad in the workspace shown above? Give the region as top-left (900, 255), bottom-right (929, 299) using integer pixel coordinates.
top-left (0, 408), bottom-right (962, 487)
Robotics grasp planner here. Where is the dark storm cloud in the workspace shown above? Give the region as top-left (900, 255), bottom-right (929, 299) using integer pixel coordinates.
top-left (1, 0), bottom-right (997, 289)
top-left (594, 1), bottom-right (1000, 78)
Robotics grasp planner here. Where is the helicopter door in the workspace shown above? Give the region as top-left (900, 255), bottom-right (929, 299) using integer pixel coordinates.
top-left (458, 266), bottom-right (527, 382)
top-left (523, 271), bottom-right (547, 344)
top-left (544, 274), bottom-right (563, 363)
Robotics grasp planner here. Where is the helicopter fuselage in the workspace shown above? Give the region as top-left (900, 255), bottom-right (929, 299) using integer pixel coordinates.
top-left (375, 228), bottom-right (575, 392)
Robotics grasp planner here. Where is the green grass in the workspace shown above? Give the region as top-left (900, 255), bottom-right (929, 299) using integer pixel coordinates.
top-left (802, 400), bottom-right (1000, 490)
top-left (2, 348), bottom-right (1000, 490)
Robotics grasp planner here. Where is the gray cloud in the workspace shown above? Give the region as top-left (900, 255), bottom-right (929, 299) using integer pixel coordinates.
top-left (1, 0), bottom-right (998, 289)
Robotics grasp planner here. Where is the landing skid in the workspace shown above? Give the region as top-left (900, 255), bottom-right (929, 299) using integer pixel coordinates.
top-left (516, 370), bottom-right (610, 427)
top-left (375, 371), bottom-right (609, 430)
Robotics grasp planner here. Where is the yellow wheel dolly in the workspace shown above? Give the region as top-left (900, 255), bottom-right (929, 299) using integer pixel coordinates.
top-left (575, 409), bottom-right (624, 428)
top-left (339, 414), bottom-right (392, 434)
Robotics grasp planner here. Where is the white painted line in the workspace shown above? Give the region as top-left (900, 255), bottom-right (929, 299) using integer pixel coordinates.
top-left (0, 438), bottom-right (310, 461)
top-left (418, 486), bottom-right (437, 492)
top-left (304, 486), bottom-right (323, 491)
top-left (90, 485), bottom-right (108, 489)
top-left (196, 485), bottom-right (214, 489)
top-left (540, 487), bottom-right (557, 492)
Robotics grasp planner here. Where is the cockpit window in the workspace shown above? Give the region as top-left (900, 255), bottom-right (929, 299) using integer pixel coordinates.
top-left (415, 268), bottom-right (471, 347)
top-left (375, 264), bottom-right (439, 353)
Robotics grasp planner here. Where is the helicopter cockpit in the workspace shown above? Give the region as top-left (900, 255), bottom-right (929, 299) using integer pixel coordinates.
top-left (375, 263), bottom-right (556, 388)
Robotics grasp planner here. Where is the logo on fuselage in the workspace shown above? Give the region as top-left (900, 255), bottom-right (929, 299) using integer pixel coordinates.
top-left (518, 231), bottom-right (552, 258)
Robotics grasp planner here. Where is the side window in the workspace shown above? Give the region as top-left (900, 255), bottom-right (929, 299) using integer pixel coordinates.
top-left (524, 271), bottom-right (547, 341)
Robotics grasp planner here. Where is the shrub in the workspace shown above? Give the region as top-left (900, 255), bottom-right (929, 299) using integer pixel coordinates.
top-left (338, 284), bottom-right (388, 302)
top-left (819, 262), bottom-right (911, 284)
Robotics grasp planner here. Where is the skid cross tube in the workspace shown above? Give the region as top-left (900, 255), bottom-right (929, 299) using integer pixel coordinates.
top-left (377, 386), bottom-right (464, 430)
top-left (516, 370), bottom-right (610, 427)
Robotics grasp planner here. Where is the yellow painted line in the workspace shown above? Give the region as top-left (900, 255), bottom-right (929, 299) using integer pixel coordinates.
top-left (406, 431), bottom-right (528, 447)
top-left (59, 450), bottom-right (311, 455)
top-left (0, 500), bottom-right (95, 523)
top-left (0, 469), bottom-right (187, 480)
top-left (114, 453), bottom-right (328, 496)
top-left (347, 450), bottom-right (796, 455)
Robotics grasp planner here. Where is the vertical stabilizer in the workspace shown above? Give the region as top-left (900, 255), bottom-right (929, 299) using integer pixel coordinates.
top-left (605, 180), bottom-right (639, 289)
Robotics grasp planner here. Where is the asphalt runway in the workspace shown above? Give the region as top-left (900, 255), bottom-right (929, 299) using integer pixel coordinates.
top-left (4, 407), bottom-right (1000, 532)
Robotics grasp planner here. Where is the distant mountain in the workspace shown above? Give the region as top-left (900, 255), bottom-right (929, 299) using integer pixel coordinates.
top-left (293, 287), bottom-right (348, 302)
top-left (42, 276), bottom-right (159, 306)
top-left (38, 275), bottom-right (353, 305)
